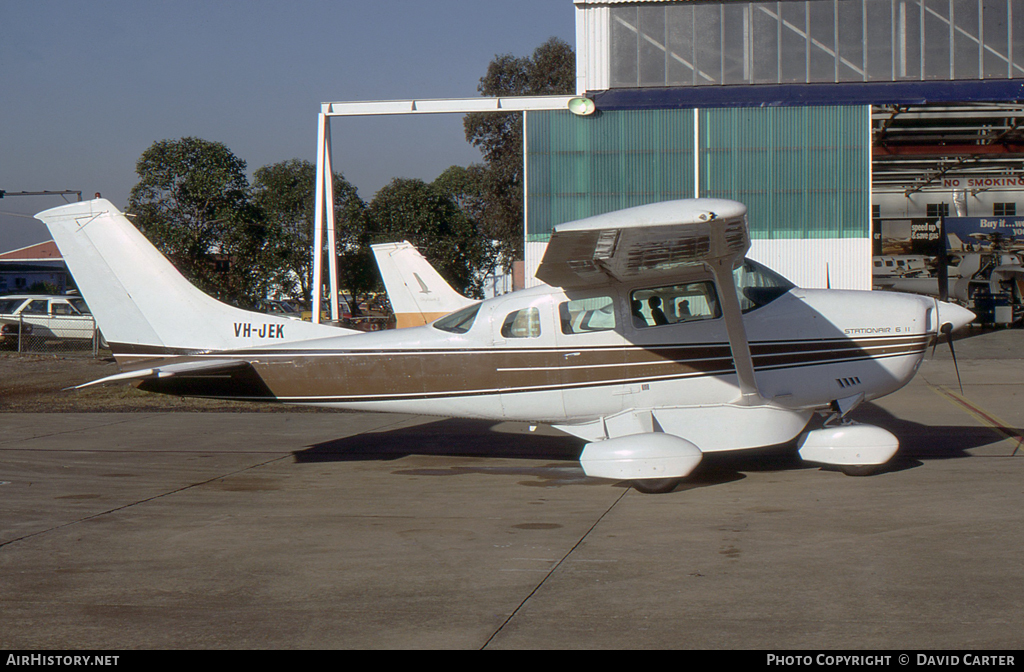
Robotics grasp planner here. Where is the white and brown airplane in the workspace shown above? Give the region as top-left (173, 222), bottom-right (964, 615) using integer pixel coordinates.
top-left (370, 240), bottom-right (476, 328)
top-left (37, 197), bottom-right (974, 493)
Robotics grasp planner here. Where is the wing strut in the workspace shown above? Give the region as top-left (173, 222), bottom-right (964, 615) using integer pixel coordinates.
top-left (708, 257), bottom-right (761, 405)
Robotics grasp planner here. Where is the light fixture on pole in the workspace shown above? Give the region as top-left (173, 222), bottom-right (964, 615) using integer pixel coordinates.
top-left (567, 97), bottom-right (596, 116)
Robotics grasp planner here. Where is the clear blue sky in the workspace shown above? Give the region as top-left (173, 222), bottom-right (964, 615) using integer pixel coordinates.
top-left (0, 0), bottom-right (575, 251)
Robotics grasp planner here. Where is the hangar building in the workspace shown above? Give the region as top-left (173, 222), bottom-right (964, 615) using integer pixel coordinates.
top-left (521, 0), bottom-right (1024, 290)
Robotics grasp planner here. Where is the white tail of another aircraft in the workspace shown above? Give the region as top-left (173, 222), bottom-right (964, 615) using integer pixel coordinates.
top-left (371, 241), bottom-right (475, 328)
top-left (36, 199), bottom-right (355, 355)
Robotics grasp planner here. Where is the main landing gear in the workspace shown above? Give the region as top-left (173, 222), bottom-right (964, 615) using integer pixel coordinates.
top-left (630, 478), bottom-right (683, 494)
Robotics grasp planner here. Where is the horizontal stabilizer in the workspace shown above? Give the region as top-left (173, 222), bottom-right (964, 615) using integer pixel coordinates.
top-left (72, 359), bottom-right (251, 390)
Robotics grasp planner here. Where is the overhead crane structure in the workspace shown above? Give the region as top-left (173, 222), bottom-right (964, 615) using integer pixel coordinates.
top-left (310, 95), bottom-right (584, 324)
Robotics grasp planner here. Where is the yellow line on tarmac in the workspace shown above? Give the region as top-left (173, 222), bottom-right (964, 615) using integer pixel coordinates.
top-left (932, 386), bottom-right (1023, 456)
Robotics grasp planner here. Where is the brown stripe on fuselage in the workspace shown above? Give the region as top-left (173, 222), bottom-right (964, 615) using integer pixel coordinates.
top-left (114, 333), bottom-right (931, 402)
top-left (750, 334), bottom-right (930, 370)
top-left (750, 334), bottom-right (931, 355)
top-left (136, 363), bottom-right (276, 399)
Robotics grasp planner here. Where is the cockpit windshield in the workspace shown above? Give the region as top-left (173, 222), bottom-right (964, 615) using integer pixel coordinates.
top-left (733, 259), bottom-right (795, 313)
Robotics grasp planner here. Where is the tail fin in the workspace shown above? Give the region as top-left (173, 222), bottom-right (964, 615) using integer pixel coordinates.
top-left (371, 241), bottom-right (475, 328)
top-left (36, 199), bottom-right (355, 357)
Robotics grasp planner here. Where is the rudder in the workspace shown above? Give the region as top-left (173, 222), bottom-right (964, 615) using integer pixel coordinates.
top-left (37, 199), bottom-right (355, 356)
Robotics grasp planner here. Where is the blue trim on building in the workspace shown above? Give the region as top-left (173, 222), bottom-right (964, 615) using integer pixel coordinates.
top-left (591, 80), bottom-right (1024, 110)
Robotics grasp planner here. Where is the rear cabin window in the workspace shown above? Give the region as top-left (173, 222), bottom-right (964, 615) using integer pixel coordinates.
top-left (432, 303), bottom-right (481, 334)
top-left (630, 282), bottom-right (720, 328)
top-left (559, 296), bottom-right (616, 334)
top-left (501, 307), bottom-right (541, 338)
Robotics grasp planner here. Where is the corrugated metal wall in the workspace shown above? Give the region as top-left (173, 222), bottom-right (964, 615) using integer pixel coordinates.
top-left (528, 106), bottom-right (869, 239)
top-left (525, 106), bottom-right (871, 289)
top-left (699, 106), bottom-right (870, 240)
top-left (526, 108), bottom-right (695, 241)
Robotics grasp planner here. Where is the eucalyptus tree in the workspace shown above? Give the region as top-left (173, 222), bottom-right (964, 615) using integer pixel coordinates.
top-left (462, 37), bottom-right (575, 269)
top-left (368, 177), bottom-right (490, 298)
top-left (129, 137), bottom-right (267, 306)
top-left (252, 159), bottom-right (367, 304)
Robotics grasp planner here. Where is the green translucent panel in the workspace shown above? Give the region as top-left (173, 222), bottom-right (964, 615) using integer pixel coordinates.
top-left (527, 109), bottom-right (696, 241)
top-left (699, 106), bottom-right (869, 239)
top-left (526, 106), bottom-right (868, 242)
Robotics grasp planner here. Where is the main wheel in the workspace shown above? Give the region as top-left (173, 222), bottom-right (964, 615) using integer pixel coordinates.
top-left (840, 464), bottom-right (877, 477)
top-left (631, 478), bottom-right (682, 494)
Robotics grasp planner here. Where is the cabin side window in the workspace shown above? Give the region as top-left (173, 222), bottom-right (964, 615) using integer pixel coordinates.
top-left (630, 282), bottom-right (720, 328)
top-left (559, 296), bottom-right (616, 334)
top-left (501, 307), bottom-right (541, 338)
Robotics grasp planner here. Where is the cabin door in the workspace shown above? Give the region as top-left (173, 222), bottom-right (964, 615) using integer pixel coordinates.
top-left (487, 294), bottom-right (567, 422)
top-left (553, 292), bottom-right (627, 421)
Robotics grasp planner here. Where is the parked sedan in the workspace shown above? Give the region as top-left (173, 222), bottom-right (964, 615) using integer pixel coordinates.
top-left (0, 295), bottom-right (98, 344)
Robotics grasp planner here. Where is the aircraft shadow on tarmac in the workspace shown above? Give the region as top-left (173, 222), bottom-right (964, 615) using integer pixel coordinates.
top-left (290, 402), bottom-right (1017, 491)
top-left (849, 402), bottom-right (1021, 473)
top-left (293, 418), bottom-right (747, 491)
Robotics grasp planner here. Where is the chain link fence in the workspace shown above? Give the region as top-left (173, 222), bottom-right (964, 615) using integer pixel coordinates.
top-left (1, 314), bottom-right (104, 356)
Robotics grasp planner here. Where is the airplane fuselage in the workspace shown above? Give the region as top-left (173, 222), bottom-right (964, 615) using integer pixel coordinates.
top-left (40, 197), bottom-right (975, 482)
top-left (123, 270), bottom-right (937, 451)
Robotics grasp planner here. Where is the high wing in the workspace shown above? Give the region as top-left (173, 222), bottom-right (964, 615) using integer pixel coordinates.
top-left (370, 241), bottom-right (476, 328)
top-left (536, 198), bottom-right (760, 404)
top-left (535, 199), bottom-right (749, 288)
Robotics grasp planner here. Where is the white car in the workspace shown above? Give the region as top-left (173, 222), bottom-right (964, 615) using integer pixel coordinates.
top-left (0, 294), bottom-right (98, 344)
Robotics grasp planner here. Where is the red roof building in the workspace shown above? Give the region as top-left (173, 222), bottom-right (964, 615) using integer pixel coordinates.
top-left (0, 241), bottom-right (69, 294)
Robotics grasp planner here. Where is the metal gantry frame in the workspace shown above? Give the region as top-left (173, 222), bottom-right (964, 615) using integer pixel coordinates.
top-left (311, 95), bottom-right (581, 323)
